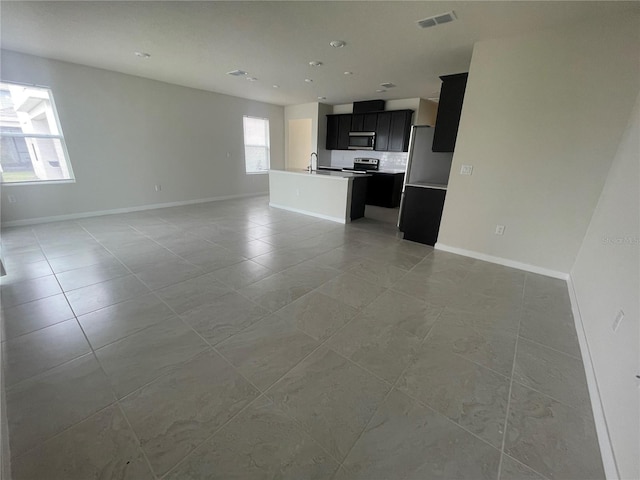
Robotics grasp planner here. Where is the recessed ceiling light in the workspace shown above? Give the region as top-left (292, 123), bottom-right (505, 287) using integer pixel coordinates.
top-left (227, 69), bottom-right (248, 76)
top-left (344, 71), bottom-right (353, 75)
top-left (304, 78), bottom-right (313, 83)
top-left (318, 96), bottom-right (327, 100)
top-left (380, 82), bottom-right (396, 89)
top-left (376, 89), bottom-right (387, 93)
top-left (309, 61), bottom-right (323, 67)
top-left (329, 40), bottom-right (346, 48)
top-left (246, 77), bottom-right (258, 82)
top-left (134, 52), bottom-right (151, 58)
top-left (272, 84), bottom-right (280, 89)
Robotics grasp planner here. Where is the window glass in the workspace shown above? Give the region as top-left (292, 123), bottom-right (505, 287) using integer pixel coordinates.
top-left (0, 81), bottom-right (74, 183)
top-left (243, 116), bottom-right (270, 174)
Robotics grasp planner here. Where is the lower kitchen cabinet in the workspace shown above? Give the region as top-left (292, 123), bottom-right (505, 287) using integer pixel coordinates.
top-left (366, 173), bottom-right (404, 208)
top-left (399, 185), bottom-right (447, 246)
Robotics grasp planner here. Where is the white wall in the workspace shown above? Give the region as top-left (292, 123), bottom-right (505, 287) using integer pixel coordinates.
top-left (570, 92), bottom-right (640, 480)
top-left (416, 98), bottom-right (438, 126)
top-left (437, 13), bottom-right (640, 274)
top-left (0, 50), bottom-right (284, 224)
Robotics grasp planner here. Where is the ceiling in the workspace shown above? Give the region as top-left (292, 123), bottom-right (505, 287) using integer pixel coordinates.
top-left (1, 1), bottom-right (637, 106)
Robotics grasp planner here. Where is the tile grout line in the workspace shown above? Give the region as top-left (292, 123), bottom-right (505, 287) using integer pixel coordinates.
top-left (496, 273), bottom-right (528, 480)
top-left (6, 204), bottom-right (564, 479)
top-left (516, 333), bottom-right (583, 360)
top-left (8, 221), bottom-right (159, 479)
top-left (74, 221), bottom-right (175, 480)
top-left (328, 305), bottom-right (456, 478)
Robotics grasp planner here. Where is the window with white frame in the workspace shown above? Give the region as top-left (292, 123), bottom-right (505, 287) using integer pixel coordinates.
top-left (0, 81), bottom-right (74, 184)
top-left (243, 116), bottom-right (270, 174)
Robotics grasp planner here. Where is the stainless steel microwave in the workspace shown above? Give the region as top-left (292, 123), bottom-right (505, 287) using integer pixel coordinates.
top-left (348, 131), bottom-right (375, 150)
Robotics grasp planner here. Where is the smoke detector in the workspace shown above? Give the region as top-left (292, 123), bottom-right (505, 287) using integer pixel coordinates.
top-left (380, 82), bottom-right (396, 89)
top-left (227, 69), bottom-right (248, 76)
top-left (417, 11), bottom-right (457, 29)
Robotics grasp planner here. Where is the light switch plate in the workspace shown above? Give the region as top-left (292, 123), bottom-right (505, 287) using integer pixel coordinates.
top-left (460, 165), bottom-right (473, 175)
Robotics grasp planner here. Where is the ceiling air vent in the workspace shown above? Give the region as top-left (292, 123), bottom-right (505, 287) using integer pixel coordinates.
top-left (417, 11), bottom-right (457, 29)
top-left (226, 69), bottom-right (248, 76)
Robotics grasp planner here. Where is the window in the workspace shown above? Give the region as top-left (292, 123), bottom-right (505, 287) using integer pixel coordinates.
top-left (0, 81), bottom-right (74, 184)
top-left (243, 116), bottom-right (270, 174)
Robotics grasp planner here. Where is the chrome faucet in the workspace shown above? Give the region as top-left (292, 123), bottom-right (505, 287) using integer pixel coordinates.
top-left (309, 152), bottom-right (318, 172)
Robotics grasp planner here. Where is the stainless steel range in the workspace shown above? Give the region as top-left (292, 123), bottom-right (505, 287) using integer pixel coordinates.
top-left (342, 157), bottom-right (380, 173)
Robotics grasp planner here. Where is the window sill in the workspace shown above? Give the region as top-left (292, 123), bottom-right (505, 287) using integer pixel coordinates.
top-left (1, 179), bottom-right (77, 186)
top-left (245, 171), bottom-right (269, 175)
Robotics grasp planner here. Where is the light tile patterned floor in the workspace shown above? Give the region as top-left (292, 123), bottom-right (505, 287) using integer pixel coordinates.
top-left (1, 197), bottom-right (603, 479)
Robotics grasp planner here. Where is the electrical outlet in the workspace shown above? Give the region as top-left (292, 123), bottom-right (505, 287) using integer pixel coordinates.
top-left (155, 185), bottom-right (162, 192)
top-left (495, 224), bottom-right (505, 235)
top-left (460, 165), bottom-right (473, 175)
top-left (7, 194), bottom-right (16, 203)
top-left (612, 309), bottom-right (624, 332)
top-left (226, 152), bottom-right (231, 158)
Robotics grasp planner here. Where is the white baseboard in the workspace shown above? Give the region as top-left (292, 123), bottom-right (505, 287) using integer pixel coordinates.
top-left (1, 192), bottom-right (268, 227)
top-left (268, 202), bottom-right (346, 224)
top-left (434, 243), bottom-right (568, 279)
top-left (566, 276), bottom-right (619, 480)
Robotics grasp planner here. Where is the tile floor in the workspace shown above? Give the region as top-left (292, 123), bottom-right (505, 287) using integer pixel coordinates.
top-left (0, 196), bottom-right (603, 479)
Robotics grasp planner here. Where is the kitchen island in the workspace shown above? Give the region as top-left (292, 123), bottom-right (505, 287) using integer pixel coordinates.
top-left (268, 169), bottom-right (370, 223)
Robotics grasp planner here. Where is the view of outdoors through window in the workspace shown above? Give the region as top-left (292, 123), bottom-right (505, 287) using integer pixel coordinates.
top-left (243, 116), bottom-right (270, 174)
top-left (0, 81), bottom-right (74, 183)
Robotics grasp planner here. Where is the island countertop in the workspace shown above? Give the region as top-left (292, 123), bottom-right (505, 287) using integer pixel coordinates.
top-left (271, 168), bottom-right (372, 179)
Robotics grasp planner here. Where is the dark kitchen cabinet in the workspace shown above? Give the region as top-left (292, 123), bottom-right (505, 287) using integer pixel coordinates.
top-left (326, 114), bottom-right (351, 150)
top-left (351, 113), bottom-right (377, 132)
top-left (375, 110), bottom-right (413, 152)
top-left (327, 109), bottom-right (413, 151)
top-left (399, 185), bottom-right (447, 246)
top-left (432, 73), bottom-right (468, 153)
top-left (374, 112), bottom-right (392, 151)
top-left (389, 111), bottom-right (413, 152)
top-left (366, 172), bottom-right (404, 208)
top-left (326, 115), bottom-right (339, 150)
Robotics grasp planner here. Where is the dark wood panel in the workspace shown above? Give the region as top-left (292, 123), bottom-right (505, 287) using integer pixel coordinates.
top-left (388, 111), bottom-right (413, 152)
top-left (399, 186), bottom-right (447, 246)
top-left (432, 73), bottom-right (468, 153)
top-left (375, 112), bottom-right (391, 152)
top-left (350, 177), bottom-right (368, 220)
top-left (326, 115), bottom-right (339, 150)
top-left (366, 173), bottom-right (404, 208)
top-left (337, 115), bottom-right (352, 150)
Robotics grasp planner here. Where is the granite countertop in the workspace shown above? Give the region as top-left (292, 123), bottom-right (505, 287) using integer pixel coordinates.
top-left (270, 168), bottom-right (372, 179)
top-left (318, 166), bottom-right (406, 175)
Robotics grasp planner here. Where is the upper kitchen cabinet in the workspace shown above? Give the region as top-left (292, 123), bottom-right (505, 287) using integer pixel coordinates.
top-left (432, 73), bottom-right (468, 152)
top-left (374, 110), bottom-right (413, 152)
top-left (326, 114), bottom-right (352, 150)
top-left (327, 109), bottom-right (413, 152)
top-left (388, 110), bottom-right (413, 151)
top-left (351, 113), bottom-right (377, 132)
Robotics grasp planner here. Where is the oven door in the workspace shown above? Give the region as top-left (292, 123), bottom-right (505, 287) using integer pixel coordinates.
top-left (348, 132), bottom-right (375, 150)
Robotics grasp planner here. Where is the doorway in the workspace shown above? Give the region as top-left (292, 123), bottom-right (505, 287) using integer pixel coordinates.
top-left (287, 118), bottom-right (312, 170)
